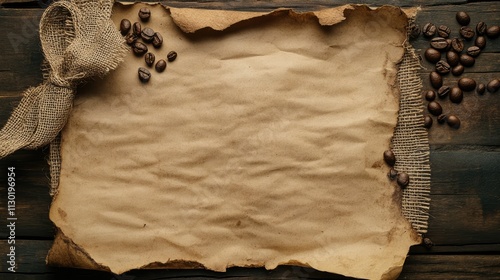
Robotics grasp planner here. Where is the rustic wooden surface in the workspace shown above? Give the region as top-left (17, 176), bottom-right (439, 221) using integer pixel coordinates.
top-left (0, 0), bottom-right (499, 279)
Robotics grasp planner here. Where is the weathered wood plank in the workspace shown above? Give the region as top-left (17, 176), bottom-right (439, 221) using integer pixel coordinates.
top-left (1, 240), bottom-right (500, 279)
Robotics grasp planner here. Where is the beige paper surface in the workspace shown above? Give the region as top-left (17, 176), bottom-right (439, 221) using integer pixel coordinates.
top-left (48, 3), bottom-right (420, 280)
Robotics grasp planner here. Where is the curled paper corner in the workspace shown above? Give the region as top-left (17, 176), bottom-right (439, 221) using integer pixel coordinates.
top-left (46, 230), bottom-right (109, 272)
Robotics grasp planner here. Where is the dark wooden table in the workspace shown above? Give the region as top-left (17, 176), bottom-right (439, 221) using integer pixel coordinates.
top-left (0, 0), bottom-right (499, 279)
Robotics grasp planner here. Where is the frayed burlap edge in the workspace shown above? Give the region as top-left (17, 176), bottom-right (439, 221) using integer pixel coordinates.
top-left (48, 13), bottom-right (431, 234)
top-left (392, 20), bottom-right (431, 234)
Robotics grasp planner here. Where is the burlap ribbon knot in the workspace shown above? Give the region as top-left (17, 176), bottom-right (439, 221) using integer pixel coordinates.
top-left (0, 0), bottom-right (127, 158)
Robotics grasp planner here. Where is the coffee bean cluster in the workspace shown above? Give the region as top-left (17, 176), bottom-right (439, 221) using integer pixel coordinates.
top-left (383, 149), bottom-right (410, 189)
top-left (413, 11), bottom-right (500, 130)
top-left (119, 7), bottom-right (178, 83)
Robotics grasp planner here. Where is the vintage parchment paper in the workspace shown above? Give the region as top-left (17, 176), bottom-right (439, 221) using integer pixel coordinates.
top-left (48, 3), bottom-right (420, 280)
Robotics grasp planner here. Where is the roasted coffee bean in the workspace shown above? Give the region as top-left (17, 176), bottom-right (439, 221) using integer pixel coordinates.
top-left (422, 23), bottom-right (436, 37)
top-left (425, 48), bottom-right (441, 63)
top-left (423, 237), bottom-right (434, 249)
top-left (388, 168), bottom-right (398, 180)
top-left (477, 83), bottom-right (486, 95)
top-left (428, 101), bottom-right (442, 116)
top-left (133, 22), bottom-right (141, 36)
top-left (167, 51), bottom-right (178, 62)
top-left (138, 7), bottom-right (151, 22)
top-left (475, 36), bottom-right (486, 49)
top-left (430, 71), bottom-right (443, 89)
top-left (138, 67), bottom-right (151, 83)
top-left (430, 37), bottom-right (449, 51)
top-left (397, 172), bottom-right (409, 188)
top-left (460, 26), bottom-right (475, 40)
top-left (476, 22), bottom-right (487, 35)
top-left (487, 79), bottom-right (500, 93)
top-left (447, 115), bottom-right (461, 129)
top-left (437, 114), bottom-right (447, 124)
top-left (120, 19), bottom-right (131, 35)
top-left (425, 90), bottom-right (436, 101)
top-left (424, 115), bottom-right (433, 129)
top-left (458, 77), bottom-right (477, 91)
top-left (437, 85), bottom-right (450, 98)
top-left (451, 38), bottom-right (464, 53)
top-left (155, 59), bottom-right (167, 73)
top-left (437, 25), bottom-right (451, 38)
top-left (152, 32), bottom-right (163, 48)
top-left (446, 51), bottom-right (459, 67)
top-left (409, 23), bottom-right (421, 40)
top-left (125, 33), bottom-right (138, 45)
top-left (144, 52), bottom-right (155, 67)
top-left (449, 87), bottom-right (463, 103)
top-left (486, 25), bottom-right (500, 39)
top-left (467, 46), bottom-right (481, 57)
top-left (459, 54), bottom-right (475, 67)
top-left (451, 65), bottom-right (464, 76)
top-left (456, 11), bottom-right (471, 26)
top-left (141, 27), bottom-right (155, 42)
top-left (445, 38), bottom-right (452, 51)
top-left (383, 150), bottom-right (396, 166)
top-left (132, 41), bottom-right (148, 56)
top-left (436, 60), bottom-right (451, 75)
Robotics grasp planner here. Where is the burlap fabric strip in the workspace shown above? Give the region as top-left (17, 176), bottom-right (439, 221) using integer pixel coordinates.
top-left (0, 0), bottom-right (127, 162)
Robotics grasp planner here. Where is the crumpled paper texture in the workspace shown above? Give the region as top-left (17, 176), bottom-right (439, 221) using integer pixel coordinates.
top-left (48, 3), bottom-right (420, 280)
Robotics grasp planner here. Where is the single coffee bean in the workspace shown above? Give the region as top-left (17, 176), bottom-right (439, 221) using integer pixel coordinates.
top-left (424, 115), bottom-right (433, 129)
top-left (429, 71), bottom-right (443, 89)
top-left (409, 23), bottom-right (421, 40)
top-left (423, 237), bottom-right (433, 249)
top-left (430, 37), bottom-right (449, 51)
top-left (437, 85), bottom-right (450, 98)
top-left (437, 114), bottom-right (447, 124)
top-left (447, 115), bottom-right (461, 129)
top-left (460, 26), bottom-right (475, 40)
top-left (425, 48), bottom-right (441, 63)
top-left (383, 150), bottom-right (396, 166)
top-left (477, 83), bottom-right (486, 95)
top-left (487, 79), bottom-right (500, 93)
top-left (125, 33), bottom-right (138, 45)
top-left (467, 46), bottom-right (481, 57)
top-left (459, 54), bottom-right (475, 67)
top-left (120, 19), bottom-right (131, 35)
top-left (449, 87), bottom-right (463, 103)
top-left (144, 52), bottom-right (155, 67)
top-left (425, 90), bottom-right (436, 101)
top-left (397, 172), bottom-right (410, 188)
top-left (152, 32), bottom-right (163, 48)
top-left (436, 60), bottom-right (451, 75)
top-left (132, 41), bottom-right (148, 56)
top-left (422, 23), bottom-right (437, 37)
top-left (446, 51), bottom-right (459, 67)
top-left (133, 22), bottom-right (141, 36)
top-left (155, 59), bottom-right (167, 73)
top-left (167, 51), bottom-right (178, 62)
top-left (451, 38), bottom-right (464, 53)
top-left (475, 36), bottom-right (486, 49)
top-left (428, 101), bottom-right (443, 116)
top-left (476, 22), bottom-right (487, 35)
top-left (458, 77), bottom-right (477, 91)
top-left (451, 64), bottom-right (464, 76)
top-left (486, 25), bottom-right (500, 39)
top-left (388, 168), bottom-right (398, 180)
top-left (141, 27), bottom-right (155, 42)
top-left (138, 7), bottom-right (151, 22)
top-left (456, 11), bottom-right (471, 25)
top-left (437, 25), bottom-right (451, 38)
top-left (138, 67), bottom-right (151, 83)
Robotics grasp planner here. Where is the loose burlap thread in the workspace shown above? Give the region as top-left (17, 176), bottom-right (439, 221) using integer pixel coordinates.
top-left (0, 0), bottom-right (127, 161)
